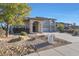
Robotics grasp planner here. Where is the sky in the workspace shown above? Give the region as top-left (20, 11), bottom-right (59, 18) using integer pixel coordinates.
top-left (28, 3), bottom-right (79, 25)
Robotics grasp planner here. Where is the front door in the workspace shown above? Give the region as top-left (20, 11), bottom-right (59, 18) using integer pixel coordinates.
top-left (33, 21), bottom-right (39, 32)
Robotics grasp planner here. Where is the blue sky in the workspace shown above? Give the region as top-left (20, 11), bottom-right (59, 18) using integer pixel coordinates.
top-left (28, 3), bottom-right (79, 25)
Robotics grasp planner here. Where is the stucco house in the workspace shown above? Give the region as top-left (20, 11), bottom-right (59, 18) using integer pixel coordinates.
top-left (10, 17), bottom-right (57, 33)
top-left (56, 22), bottom-right (77, 32)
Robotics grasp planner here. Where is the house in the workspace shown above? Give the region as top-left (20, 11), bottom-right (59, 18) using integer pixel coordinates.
top-left (56, 22), bottom-right (77, 31)
top-left (10, 17), bottom-right (57, 33)
top-left (56, 22), bottom-right (75, 28)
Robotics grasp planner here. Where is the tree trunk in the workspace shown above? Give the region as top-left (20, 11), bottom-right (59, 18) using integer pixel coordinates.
top-left (1, 23), bottom-right (4, 30)
top-left (6, 23), bottom-right (9, 37)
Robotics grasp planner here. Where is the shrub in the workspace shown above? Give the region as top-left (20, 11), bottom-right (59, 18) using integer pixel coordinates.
top-left (72, 30), bottom-right (78, 36)
top-left (20, 31), bottom-right (27, 36)
top-left (67, 29), bottom-right (74, 33)
top-left (19, 36), bottom-right (31, 41)
top-left (72, 29), bottom-right (79, 36)
top-left (57, 26), bottom-right (64, 32)
top-left (57, 23), bottom-right (64, 32)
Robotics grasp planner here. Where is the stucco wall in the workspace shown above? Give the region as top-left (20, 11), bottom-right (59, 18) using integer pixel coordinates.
top-left (42, 20), bottom-right (50, 32)
top-left (42, 20), bottom-right (56, 32)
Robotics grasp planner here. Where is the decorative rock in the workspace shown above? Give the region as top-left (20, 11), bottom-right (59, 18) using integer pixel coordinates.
top-left (19, 36), bottom-right (31, 40)
top-left (47, 34), bottom-right (55, 44)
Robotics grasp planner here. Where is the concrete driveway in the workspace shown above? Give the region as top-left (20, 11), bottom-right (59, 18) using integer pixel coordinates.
top-left (26, 32), bottom-right (79, 56)
top-left (53, 32), bottom-right (79, 42)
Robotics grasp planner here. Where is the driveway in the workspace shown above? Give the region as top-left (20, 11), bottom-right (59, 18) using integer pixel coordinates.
top-left (26, 32), bottom-right (79, 56)
top-left (53, 32), bottom-right (79, 42)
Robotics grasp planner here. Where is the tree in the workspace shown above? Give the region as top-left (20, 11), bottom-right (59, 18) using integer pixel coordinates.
top-left (0, 3), bottom-right (31, 37)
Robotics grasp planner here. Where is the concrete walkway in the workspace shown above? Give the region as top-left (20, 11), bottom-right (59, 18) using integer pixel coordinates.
top-left (26, 32), bottom-right (79, 56)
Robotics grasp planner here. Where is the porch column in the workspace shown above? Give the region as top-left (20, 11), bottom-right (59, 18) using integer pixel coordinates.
top-left (54, 22), bottom-right (57, 31)
top-left (38, 22), bottom-right (40, 32)
top-left (40, 22), bottom-right (43, 32)
top-left (49, 20), bottom-right (52, 32)
top-left (10, 26), bottom-right (14, 34)
top-left (30, 20), bottom-right (33, 33)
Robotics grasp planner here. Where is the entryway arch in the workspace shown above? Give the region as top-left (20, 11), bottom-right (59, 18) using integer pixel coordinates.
top-left (33, 21), bottom-right (39, 32)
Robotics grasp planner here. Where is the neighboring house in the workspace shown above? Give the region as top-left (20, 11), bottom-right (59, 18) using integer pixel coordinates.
top-left (10, 17), bottom-right (57, 33)
top-left (64, 23), bottom-right (76, 29)
top-left (56, 22), bottom-right (76, 30)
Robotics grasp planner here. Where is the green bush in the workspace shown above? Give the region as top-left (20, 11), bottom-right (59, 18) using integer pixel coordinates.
top-left (57, 23), bottom-right (64, 32)
top-left (57, 26), bottom-right (64, 32)
top-left (20, 31), bottom-right (27, 36)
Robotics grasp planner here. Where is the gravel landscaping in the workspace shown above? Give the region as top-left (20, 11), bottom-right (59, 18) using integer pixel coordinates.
top-left (29, 37), bottom-right (72, 52)
top-left (0, 34), bottom-right (72, 56)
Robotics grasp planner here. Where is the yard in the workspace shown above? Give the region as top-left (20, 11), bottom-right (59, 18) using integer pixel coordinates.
top-left (0, 32), bottom-right (71, 56)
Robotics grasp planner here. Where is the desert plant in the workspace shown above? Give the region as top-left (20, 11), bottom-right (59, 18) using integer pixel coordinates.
top-left (72, 30), bottom-right (78, 36)
top-left (20, 31), bottom-right (27, 36)
top-left (67, 29), bottom-right (74, 33)
top-left (72, 29), bottom-right (79, 36)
